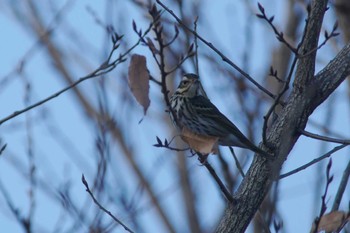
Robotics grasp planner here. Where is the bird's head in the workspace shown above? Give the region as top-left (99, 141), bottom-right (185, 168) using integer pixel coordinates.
top-left (176, 73), bottom-right (206, 98)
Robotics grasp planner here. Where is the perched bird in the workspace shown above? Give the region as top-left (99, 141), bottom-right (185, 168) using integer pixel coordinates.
top-left (170, 73), bottom-right (267, 155)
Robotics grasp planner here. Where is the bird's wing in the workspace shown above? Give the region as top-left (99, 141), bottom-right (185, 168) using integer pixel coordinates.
top-left (190, 96), bottom-right (267, 154)
top-left (189, 96), bottom-right (246, 138)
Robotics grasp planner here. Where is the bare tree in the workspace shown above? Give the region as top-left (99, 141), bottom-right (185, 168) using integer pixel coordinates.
top-left (0, 0), bottom-right (349, 233)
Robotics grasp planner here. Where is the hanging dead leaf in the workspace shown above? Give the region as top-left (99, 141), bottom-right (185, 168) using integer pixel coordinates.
top-left (128, 54), bottom-right (150, 115)
top-left (310, 211), bottom-right (350, 233)
top-left (181, 127), bottom-right (218, 155)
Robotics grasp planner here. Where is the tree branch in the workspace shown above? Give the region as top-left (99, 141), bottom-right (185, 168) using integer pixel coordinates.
top-left (81, 175), bottom-right (134, 233)
top-left (332, 158), bottom-right (350, 211)
top-left (279, 144), bottom-right (348, 179)
top-left (293, 0), bottom-right (328, 88)
top-left (200, 157), bottom-right (235, 203)
top-left (215, 3), bottom-right (350, 231)
top-left (156, 0), bottom-right (275, 100)
top-left (0, 24), bottom-right (152, 126)
top-left (299, 129), bottom-right (350, 144)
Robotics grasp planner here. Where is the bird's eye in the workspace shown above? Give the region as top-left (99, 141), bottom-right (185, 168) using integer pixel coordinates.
top-left (182, 80), bottom-right (189, 85)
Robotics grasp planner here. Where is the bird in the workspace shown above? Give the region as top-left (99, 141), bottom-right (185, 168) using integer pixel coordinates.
top-left (170, 73), bottom-right (268, 156)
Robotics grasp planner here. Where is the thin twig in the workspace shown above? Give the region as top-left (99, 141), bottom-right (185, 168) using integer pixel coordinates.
top-left (300, 129), bottom-right (350, 144)
top-left (216, 150), bottom-right (235, 190)
top-left (163, 20), bottom-right (179, 46)
top-left (0, 179), bottom-right (31, 232)
top-left (262, 55), bottom-right (298, 144)
top-left (256, 3), bottom-right (297, 54)
top-left (0, 144), bottom-right (7, 155)
top-left (24, 84), bottom-right (36, 231)
top-left (0, 22), bottom-right (153, 126)
top-left (194, 16), bottom-right (199, 75)
top-left (312, 159), bottom-right (333, 233)
top-left (156, 0), bottom-right (275, 100)
top-left (154, 143), bottom-right (190, 152)
top-left (197, 153), bottom-right (234, 203)
top-left (332, 158), bottom-right (350, 211)
top-left (147, 6), bottom-right (176, 122)
top-left (81, 174), bottom-right (134, 233)
top-left (261, 1), bottom-right (312, 145)
top-left (146, 5), bottom-right (194, 131)
top-left (279, 144), bottom-right (347, 179)
top-left (298, 21), bottom-right (339, 58)
top-left (153, 136), bottom-right (190, 151)
top-left (166, 50), bottom-right (195, 75)
top-left (149, 75), bottom-right (162, 86)
top-left (268, 66), bottom-right (285, 83)
top-left (229, 147), bottom-right (245, 177)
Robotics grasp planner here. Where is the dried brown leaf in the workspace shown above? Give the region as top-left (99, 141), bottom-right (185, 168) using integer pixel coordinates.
top-left (310, 211), bottom-right (350, 233)
top-left (128, 54), bottom-right (150, 114)
top-left (181, 127), bottom-right (218, 155)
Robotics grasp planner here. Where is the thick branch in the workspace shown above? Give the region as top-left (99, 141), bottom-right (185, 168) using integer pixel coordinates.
top-left (216, 39), bottom-right (350, 233)
top-left (293, 0), bottom-right (328, 88)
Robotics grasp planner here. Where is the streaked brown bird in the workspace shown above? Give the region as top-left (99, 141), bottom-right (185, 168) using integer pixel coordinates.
top-left (170, 73), bottom-right (267, 155)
